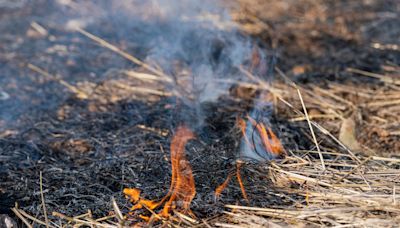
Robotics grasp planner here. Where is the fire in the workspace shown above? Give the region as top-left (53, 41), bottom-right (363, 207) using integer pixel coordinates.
top-left (215, 161), bottom-right (249, 202)
top-left (239, 115), bottom-right (286, 160)
top-left (215, 173), bottom-right (233, 199)
top-left (235, 161), bottom-right (249, 202)
top-left (215, 116), bottom-right (285, 200)
top-left (162, 126), bottom-right (196, 217)
top-left (124, 118), bottom-right (285, 219)
top-left (124, 126), bottom-right (196, 220)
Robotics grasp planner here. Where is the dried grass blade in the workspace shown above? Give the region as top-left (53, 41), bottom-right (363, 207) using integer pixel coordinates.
top-left (40, 171), bottom-right (49, 228)
top-left (296, 88), bottom-right (325, 170)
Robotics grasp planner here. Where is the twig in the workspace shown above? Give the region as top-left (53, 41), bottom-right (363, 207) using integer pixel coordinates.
top-left (111, 81), bottom-right (171, 97)
top-left (289, 114), bottom-right (337, 122)
top-left (225, 205), bottom-right (298, 216)
top-left (40, 171), bottom-right (49, 228)
top-left (11, 206), bottom-right (33, 228)
top-left (335, 157), bottom-right (371, 184)
top-left (88, 209), bottom-right (94, 228)
top-left (372, 156), bottom-right (400, 163)
top-left (274, 67), bottom-right (362, 164)
top-left (76, 28), bottom-right (172, 85)
top-left (174, 211), bottom-right (199, 225)
top-left (27, 63), bottom-right (88, 99)
top-left (215, 222), bottom-right (245, 228)
top-left (52, 212), bottom-right (117, 228)
top-left (123, 70), bottom-right (172, 83)
top-left (15, 208), bottom-right (53, 227)
top-left (347, 68), bottom-right (400, 85)
top-left (111, 197), bottom-right (124, 225)
top-left (30, 21), bottom-right (48, 36)
top-left (297, 88), bottom-right (325, 170)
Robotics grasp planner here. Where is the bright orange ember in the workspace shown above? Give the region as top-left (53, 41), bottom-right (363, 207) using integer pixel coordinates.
top-left (124, 126), bottom-right (196, 220)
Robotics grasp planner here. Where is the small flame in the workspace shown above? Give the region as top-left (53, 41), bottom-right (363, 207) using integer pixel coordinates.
top-left (214, 161), bottom-right (249, 202)
top-left (124, 126), bottom-right (196, 220)
top-left (239, 116), bottom-right (286, 161)
top-left (162, 126), bottom-right (196, 217)
top-left (235, 161), bottom-right (249, 202)
top-left (215, 116), bottom-right (286, 200)
top-left (214, 172), bottom-right (233, 199)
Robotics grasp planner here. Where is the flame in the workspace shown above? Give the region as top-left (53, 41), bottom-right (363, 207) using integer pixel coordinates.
top-left (214, 161), bottom-right (249, 202)
top-left (214, 172), bottom-right (233, 199)
top-left (237, 118), bottom-right (254, 151)
top-left (241, 116), bottom-right (286, 159)
top-left (124, 126), bottom-right (196, 220)
top-left (235, 161), bottom-right (249, 202)
top-left (215, 116), bottom-right (286, 200)
top-left (161, 126), bottom-right (196, 217)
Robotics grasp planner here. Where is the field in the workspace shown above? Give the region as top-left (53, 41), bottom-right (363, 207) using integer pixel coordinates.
top-left (1, 0), bottom-right (400, 227)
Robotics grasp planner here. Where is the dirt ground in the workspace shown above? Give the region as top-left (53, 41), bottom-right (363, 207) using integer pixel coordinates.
top-left (0, 0), bottom-right (400, 227)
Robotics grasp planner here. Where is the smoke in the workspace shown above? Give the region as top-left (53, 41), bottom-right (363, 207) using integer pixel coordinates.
top-left (122, 0), bottom-right (254, 103)
top-left (57, 0), bottom-right (275, 160)
top-left (61, 0), bottom-right (256, 101)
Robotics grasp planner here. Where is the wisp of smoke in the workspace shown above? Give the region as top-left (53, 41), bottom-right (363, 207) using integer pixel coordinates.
top-left (59, 0), bottom-right (275, 161)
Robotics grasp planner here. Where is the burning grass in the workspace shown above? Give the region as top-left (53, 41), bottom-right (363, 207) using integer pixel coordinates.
top-left (124, 126), bottom-right (196, 222)
top-left (238, 115), bottom-right (286, 160)
top-left (1, 0), bottom-right (400, 227)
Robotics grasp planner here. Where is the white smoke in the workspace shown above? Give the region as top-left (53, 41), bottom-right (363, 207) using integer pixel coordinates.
top-left (57, 0), bottom-right (275, 160)
top-left (60, 0), bottom-right (255, 103)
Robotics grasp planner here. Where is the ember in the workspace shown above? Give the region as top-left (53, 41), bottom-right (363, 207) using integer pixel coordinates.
top-left (124, 126), bottom-right (196, 220)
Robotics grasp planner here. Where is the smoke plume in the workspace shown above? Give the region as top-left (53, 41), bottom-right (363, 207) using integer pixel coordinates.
top-left (61, 0), bottom-right (274, 161)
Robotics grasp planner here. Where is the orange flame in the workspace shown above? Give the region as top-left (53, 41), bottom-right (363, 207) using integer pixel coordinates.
top-left (215, 116), bottom-right (286, 200)
top-left (214, 161), bottom-right (249, 202)
top-left (124, 126), bottom-right (196, 220)
top-left (243, 116), bottom-right (286, 158)
top-left (214, 172), bottom-right (233, 199)
top-left (235, 161), bottom-right (249, 202)
top-left (161, 126), bottom-right (196, 217)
